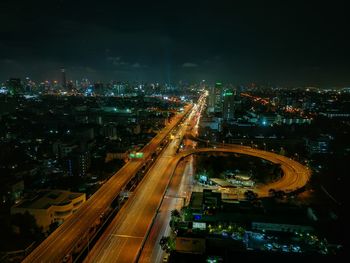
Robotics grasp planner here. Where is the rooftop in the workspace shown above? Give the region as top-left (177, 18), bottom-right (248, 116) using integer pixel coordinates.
top-left (15, 189), bottom-right (84, 209)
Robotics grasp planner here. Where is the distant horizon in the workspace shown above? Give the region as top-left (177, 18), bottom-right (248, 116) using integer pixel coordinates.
top-left (1, 74), bottom-right (349, 89)
top-left (1, 1), bottom-right (349, 88)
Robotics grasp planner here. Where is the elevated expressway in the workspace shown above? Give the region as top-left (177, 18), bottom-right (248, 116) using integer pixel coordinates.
top-left (84, 95), bottom-right (207, 263)
top-left (84, 117), bottom-right (310, 262)
top-left (23, 105), bottom-right (193, 263)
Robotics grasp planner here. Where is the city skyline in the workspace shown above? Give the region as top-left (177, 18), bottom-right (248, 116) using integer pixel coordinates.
top-left (0, 1), bottom-right (347, 262)
top-left (1, 1), bottom-right (349, 86)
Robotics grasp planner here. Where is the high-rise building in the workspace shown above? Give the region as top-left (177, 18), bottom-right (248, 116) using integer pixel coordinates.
top-left (223, 89), bottom-right (236, 121)
top-left (112, 82), bottom-right (126, 96)
top-left (65, 150), bottom-right (91, 177)
top-left (213, 82), bottom-right (223, 112)
top-left (208, 82), bottom-right (223, 112)
top-left (208, 88), bottom-right (215, 111)
top-left (61, 67), bottom-right (67, 89)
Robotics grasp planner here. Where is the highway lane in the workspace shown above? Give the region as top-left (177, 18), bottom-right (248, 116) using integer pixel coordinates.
top-left (84, 126), bottom-right (191, 262)
top-left (23, 105), bottom-right (192, 263)
top-left (84, 93), bottom-right (207, 263)
top-left (138, 96), bottom-right (204, 263)
top-left (84, 156), bottom-right (180, 262)
top-left (138, 99), bottom-right (203, 263)
top-left (138, 155), bottom-right (194, 263)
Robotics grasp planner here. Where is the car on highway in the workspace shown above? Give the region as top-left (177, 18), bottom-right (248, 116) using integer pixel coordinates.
top-left (62, 254), bottom-right (72, 263)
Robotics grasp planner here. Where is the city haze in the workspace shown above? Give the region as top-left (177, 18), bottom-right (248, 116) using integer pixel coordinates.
top-left (0, 0), bottom-right (349, 86)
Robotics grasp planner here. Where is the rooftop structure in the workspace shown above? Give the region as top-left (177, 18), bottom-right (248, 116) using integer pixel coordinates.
top-left (11, 190), bottom-right (86, 231)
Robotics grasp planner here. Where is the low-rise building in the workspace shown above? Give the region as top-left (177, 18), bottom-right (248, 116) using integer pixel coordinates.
top-left (11, 190), bottom-right (86, 232)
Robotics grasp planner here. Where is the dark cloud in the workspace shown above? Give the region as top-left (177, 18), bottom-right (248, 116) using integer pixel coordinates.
top-left (182, 63), bottom-right (198, 68)
top-left (0, 0), bottom-right (349, 86)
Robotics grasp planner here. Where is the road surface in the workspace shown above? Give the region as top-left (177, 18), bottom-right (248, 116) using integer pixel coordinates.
top-left (138, 155), bottom-right (194, 263)
top-left (84, 94), bottom-right (207, 263)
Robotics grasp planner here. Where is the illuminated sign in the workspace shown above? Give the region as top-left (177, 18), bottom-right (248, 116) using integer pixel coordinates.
top-left (193, 222), bottom-right (206, 230)
top-left (135, 152), bottom-right (144, 158)
top-left (129, 152), bottom-right (144, 158)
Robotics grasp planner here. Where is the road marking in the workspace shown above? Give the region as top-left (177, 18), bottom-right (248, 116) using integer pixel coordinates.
top-left (110, 234), bottom-right (144, 239)
top-left (164, 195), bottom-right (186, 199)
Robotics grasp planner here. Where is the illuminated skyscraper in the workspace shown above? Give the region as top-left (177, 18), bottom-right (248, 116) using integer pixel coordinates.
top-left (223, 89), bottom-right (236, 121)
top-left (61, 67), bottom-right (67, 89)
top-left (208, 82), bottom-right (223, 113)
top-left (213, 82), bottom-right (223, 112)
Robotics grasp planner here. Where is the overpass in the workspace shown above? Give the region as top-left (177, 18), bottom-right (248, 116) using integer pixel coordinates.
top-left (83, 93), bottom-right (208, 263)
top-left (176, 146), bottom-right (311, 196)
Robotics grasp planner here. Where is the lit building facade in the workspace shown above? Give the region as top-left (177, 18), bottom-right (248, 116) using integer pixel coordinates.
top-left (11, 190), bottom-right (86, 232)
top-left (222, 89), bottom-right (236, 121)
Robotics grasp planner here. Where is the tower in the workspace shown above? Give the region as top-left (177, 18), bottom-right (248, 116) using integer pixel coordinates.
top-left (214, 82), bottom-right (223, 113)
top-left (61, 67), bottom-right (67, 89)
top-left (223, 89), bottom-right (236, 121)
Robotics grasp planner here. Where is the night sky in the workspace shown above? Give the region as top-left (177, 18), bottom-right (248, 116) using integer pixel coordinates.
top-left (0, 0), bottom-right (349, 86)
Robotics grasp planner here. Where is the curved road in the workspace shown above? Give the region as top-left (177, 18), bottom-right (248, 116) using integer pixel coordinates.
top-left (177, 146), bottom-right (311, 197)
